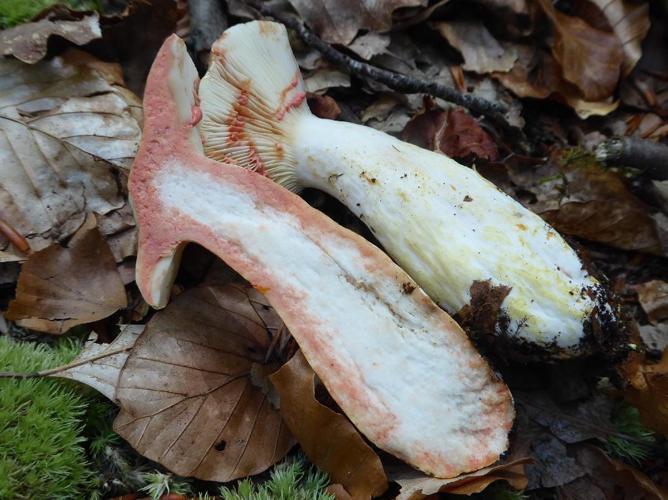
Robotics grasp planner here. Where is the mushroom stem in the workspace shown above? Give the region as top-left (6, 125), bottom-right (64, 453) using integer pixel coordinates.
top-left (130, 34), bottom-right (514, 479)
top-left (199, 21), bottom-right (620, 357)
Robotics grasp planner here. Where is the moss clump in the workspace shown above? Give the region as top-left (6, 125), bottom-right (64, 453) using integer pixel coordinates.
top-left (219, 455), bottom-right (334, 500)
top-left (0, 336), bottom-right (95, 499)
top-left (0, 0), bottom-right (100, 29)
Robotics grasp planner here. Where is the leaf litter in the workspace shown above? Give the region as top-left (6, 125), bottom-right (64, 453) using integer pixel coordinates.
top-left (1, 0), bottom-right (668, 498)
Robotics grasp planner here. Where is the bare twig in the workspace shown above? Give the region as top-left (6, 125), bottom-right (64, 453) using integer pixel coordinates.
top-left (596, 137), bottom-right (668, 179)
top-left (245, 0), bottom-right (528, 149)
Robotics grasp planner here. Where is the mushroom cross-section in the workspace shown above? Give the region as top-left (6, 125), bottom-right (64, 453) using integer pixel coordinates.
top-left (198, 21), bottom-right (621, 357)
top-left (129, 34), bottom-right (514, 478)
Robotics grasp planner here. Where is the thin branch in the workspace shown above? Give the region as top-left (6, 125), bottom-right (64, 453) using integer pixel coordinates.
top-left (246, 1), bottom-right (528, 149)
top-left (596, 137), bottom-right (668, 179)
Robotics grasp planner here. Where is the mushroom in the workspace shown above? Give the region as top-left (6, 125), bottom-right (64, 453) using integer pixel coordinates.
top-left (129, 34), bottom-right (514, 478)
top-left (198, 21), bottom-right (620, 357)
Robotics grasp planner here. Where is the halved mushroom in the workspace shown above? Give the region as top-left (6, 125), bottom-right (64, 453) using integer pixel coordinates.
top-left (129, 34), bottom-right (514, 478)
top-left (199, 21), bottom-right (620, 357)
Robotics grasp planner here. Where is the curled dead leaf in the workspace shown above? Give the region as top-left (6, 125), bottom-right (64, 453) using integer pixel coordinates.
top-left (0, 6), bottom-right (101, 64)
top-left (5, 214), bottom-right (127, 334)
top-left (270, 351), bottom-right (388, 500)
top-left (456, 280), bottom-right (512, 339)
top-left (113, 284), bottom-right (294, 482)
top-left (389, 457), bottom-right (530, 499)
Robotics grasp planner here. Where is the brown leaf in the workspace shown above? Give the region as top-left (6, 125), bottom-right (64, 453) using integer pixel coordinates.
top-left (402, 105), bottom-right (498, 161)
top-left (456, 280), bottom-right (512, 338)
top-left (270, 351), bottom-right (388, 500)
top-left (624, 349), bottom-right (668, 437)
top-left (537, 0), bottom-right (623, 101)
top-left (432, 21), bottom-right (518, 74)
top-left (565, 445), bottom-right (668, 500)
top-left (113, 284), bottom-right (294, 482)
top-left (6, 214), bottom-right (127, 334)
top-left (390, 457), bottom-right (530, 499)
top-left (288, 0), bottom-right (427, 45)
top-left (0, 49), bottom-right (142, 257)
top-left (586, 0), bottom-right (651, 76)
top-left (635, 280), bottom-right (668, 324)
top-left (0, 6), bottom-right (101, 64)
top-left (512, 153), bottom-right (661, 254)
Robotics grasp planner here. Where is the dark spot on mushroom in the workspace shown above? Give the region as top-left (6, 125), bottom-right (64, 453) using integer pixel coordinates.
top-left (402, 282), bottom-right (416, 294)
top-left (359, 171), bottom-right (377, 184)
top-left (463, 195), bottom-right (473, 202)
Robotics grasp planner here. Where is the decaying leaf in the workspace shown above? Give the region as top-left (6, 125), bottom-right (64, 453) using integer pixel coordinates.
top-left (588, 0), bottom-right (651, 76)
top-left (113, 284), bottom-right (294, 482)
top-left (635, 280), bottom-right (668, 324)
top-left (624, 349), bottom-right (668, 437)
top-left (0, 49), bottom-right (142, 256)
top-left (402, 104), bottom-right (498, 161)
top-left (288, 0), bottom-right (427, 44)
top-left (537, 0), bottom-right (623, 101)
top-left (510, 153), bottom-right (662, 254)
top-left (5, 215), bottom-right (127, 334)
top-left (0, 6), bottom-right (101, 64)
top-left (390, 457), bottom-right (530, 499)
top-left (270, 351), bottom-right (388, 500)
top-left (432, 21), bottom-right (517, 74)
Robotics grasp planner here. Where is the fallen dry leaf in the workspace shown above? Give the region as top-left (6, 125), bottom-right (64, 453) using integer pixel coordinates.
top-left (0, 6), bottom-right (101, 63)
top-left (307, 94), bottom-right (342, 120)
top-left (624, 349), bottom-right (668, 437)
top-left (432, 21), bottom-right (517, 74)
top-left (55, 325), bottom-right (142, 402)
top-left (402, 104), bottom-right (498, 161)
top-left (270, 351), bottom-right (388, 500)
top-left (113, 284), bottom-right (294, 482)
top-left (537, 0), bottom-right (623, 101)
top-left (635, 280), bottom-right (668, 324)
top-left (587, 0), bottom-right (651, 77)
top-left (562, 445), bottom-right (668, 499)
top-left (456, 280), bottom-right (512, 339)
top-left (5, 214), bottom-right (127, 334)
top-left (288, 0), bottom-right (427, 45)
top-left (0, 49), bottom-right (142, 257)
top-left (390, 457), bottom-right (530, 499)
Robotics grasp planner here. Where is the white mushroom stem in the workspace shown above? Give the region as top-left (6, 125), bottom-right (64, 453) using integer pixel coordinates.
top-left (199, 21), bottom-right (619, 356)
top-left (129, 34), bottom-right (514, 479)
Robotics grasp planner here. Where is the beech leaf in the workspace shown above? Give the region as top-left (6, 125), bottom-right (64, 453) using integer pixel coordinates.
top-left (288, 0), bottom-right (427, 45)
top-left (634, 280), bottom-right (668, 324)
top-left (0, 49), bottom-right (142, 256)
top-left (270, 350), bottom-right (388, 500)
top-left (624, 349), bottom-right (668, 437)
top-left (0, 6), bottom-right (102, 64)
top-left (538, 0), bottom-right (623, 101)
top-left (113, 284), bottom-right (294, 482)
top-left (5, 214), bottom-right (127, 334)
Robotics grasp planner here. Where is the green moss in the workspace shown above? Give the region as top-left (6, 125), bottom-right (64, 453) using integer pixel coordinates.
top-left (0, 336), bottom-right (95, 499)
top-left (220, 455), bottom-right (334, 500)
top-left (0, 0), bottom-right (100, 29)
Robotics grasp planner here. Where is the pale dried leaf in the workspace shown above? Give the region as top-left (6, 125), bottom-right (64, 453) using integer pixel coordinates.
top-left (55, 325), bottom-right (142, 402)
top-left (288, 0), bottom-right (427, 45)
top-left (0, 50), bottom-right (142, 253)
top-left (113, 284), bottom-right (294, 482)
top-left (304, 69), bottom-right (351, 93)
top-left (348, 32), bottom-right (391, 60)
top-left (634, 280), bottom-right (668, 324)
top-left (433, 21), bottom-right (517, 73)
top-left (5, 214), bottom-right (127, 334)
top-left (0, 7), bottom-right (101, 64)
